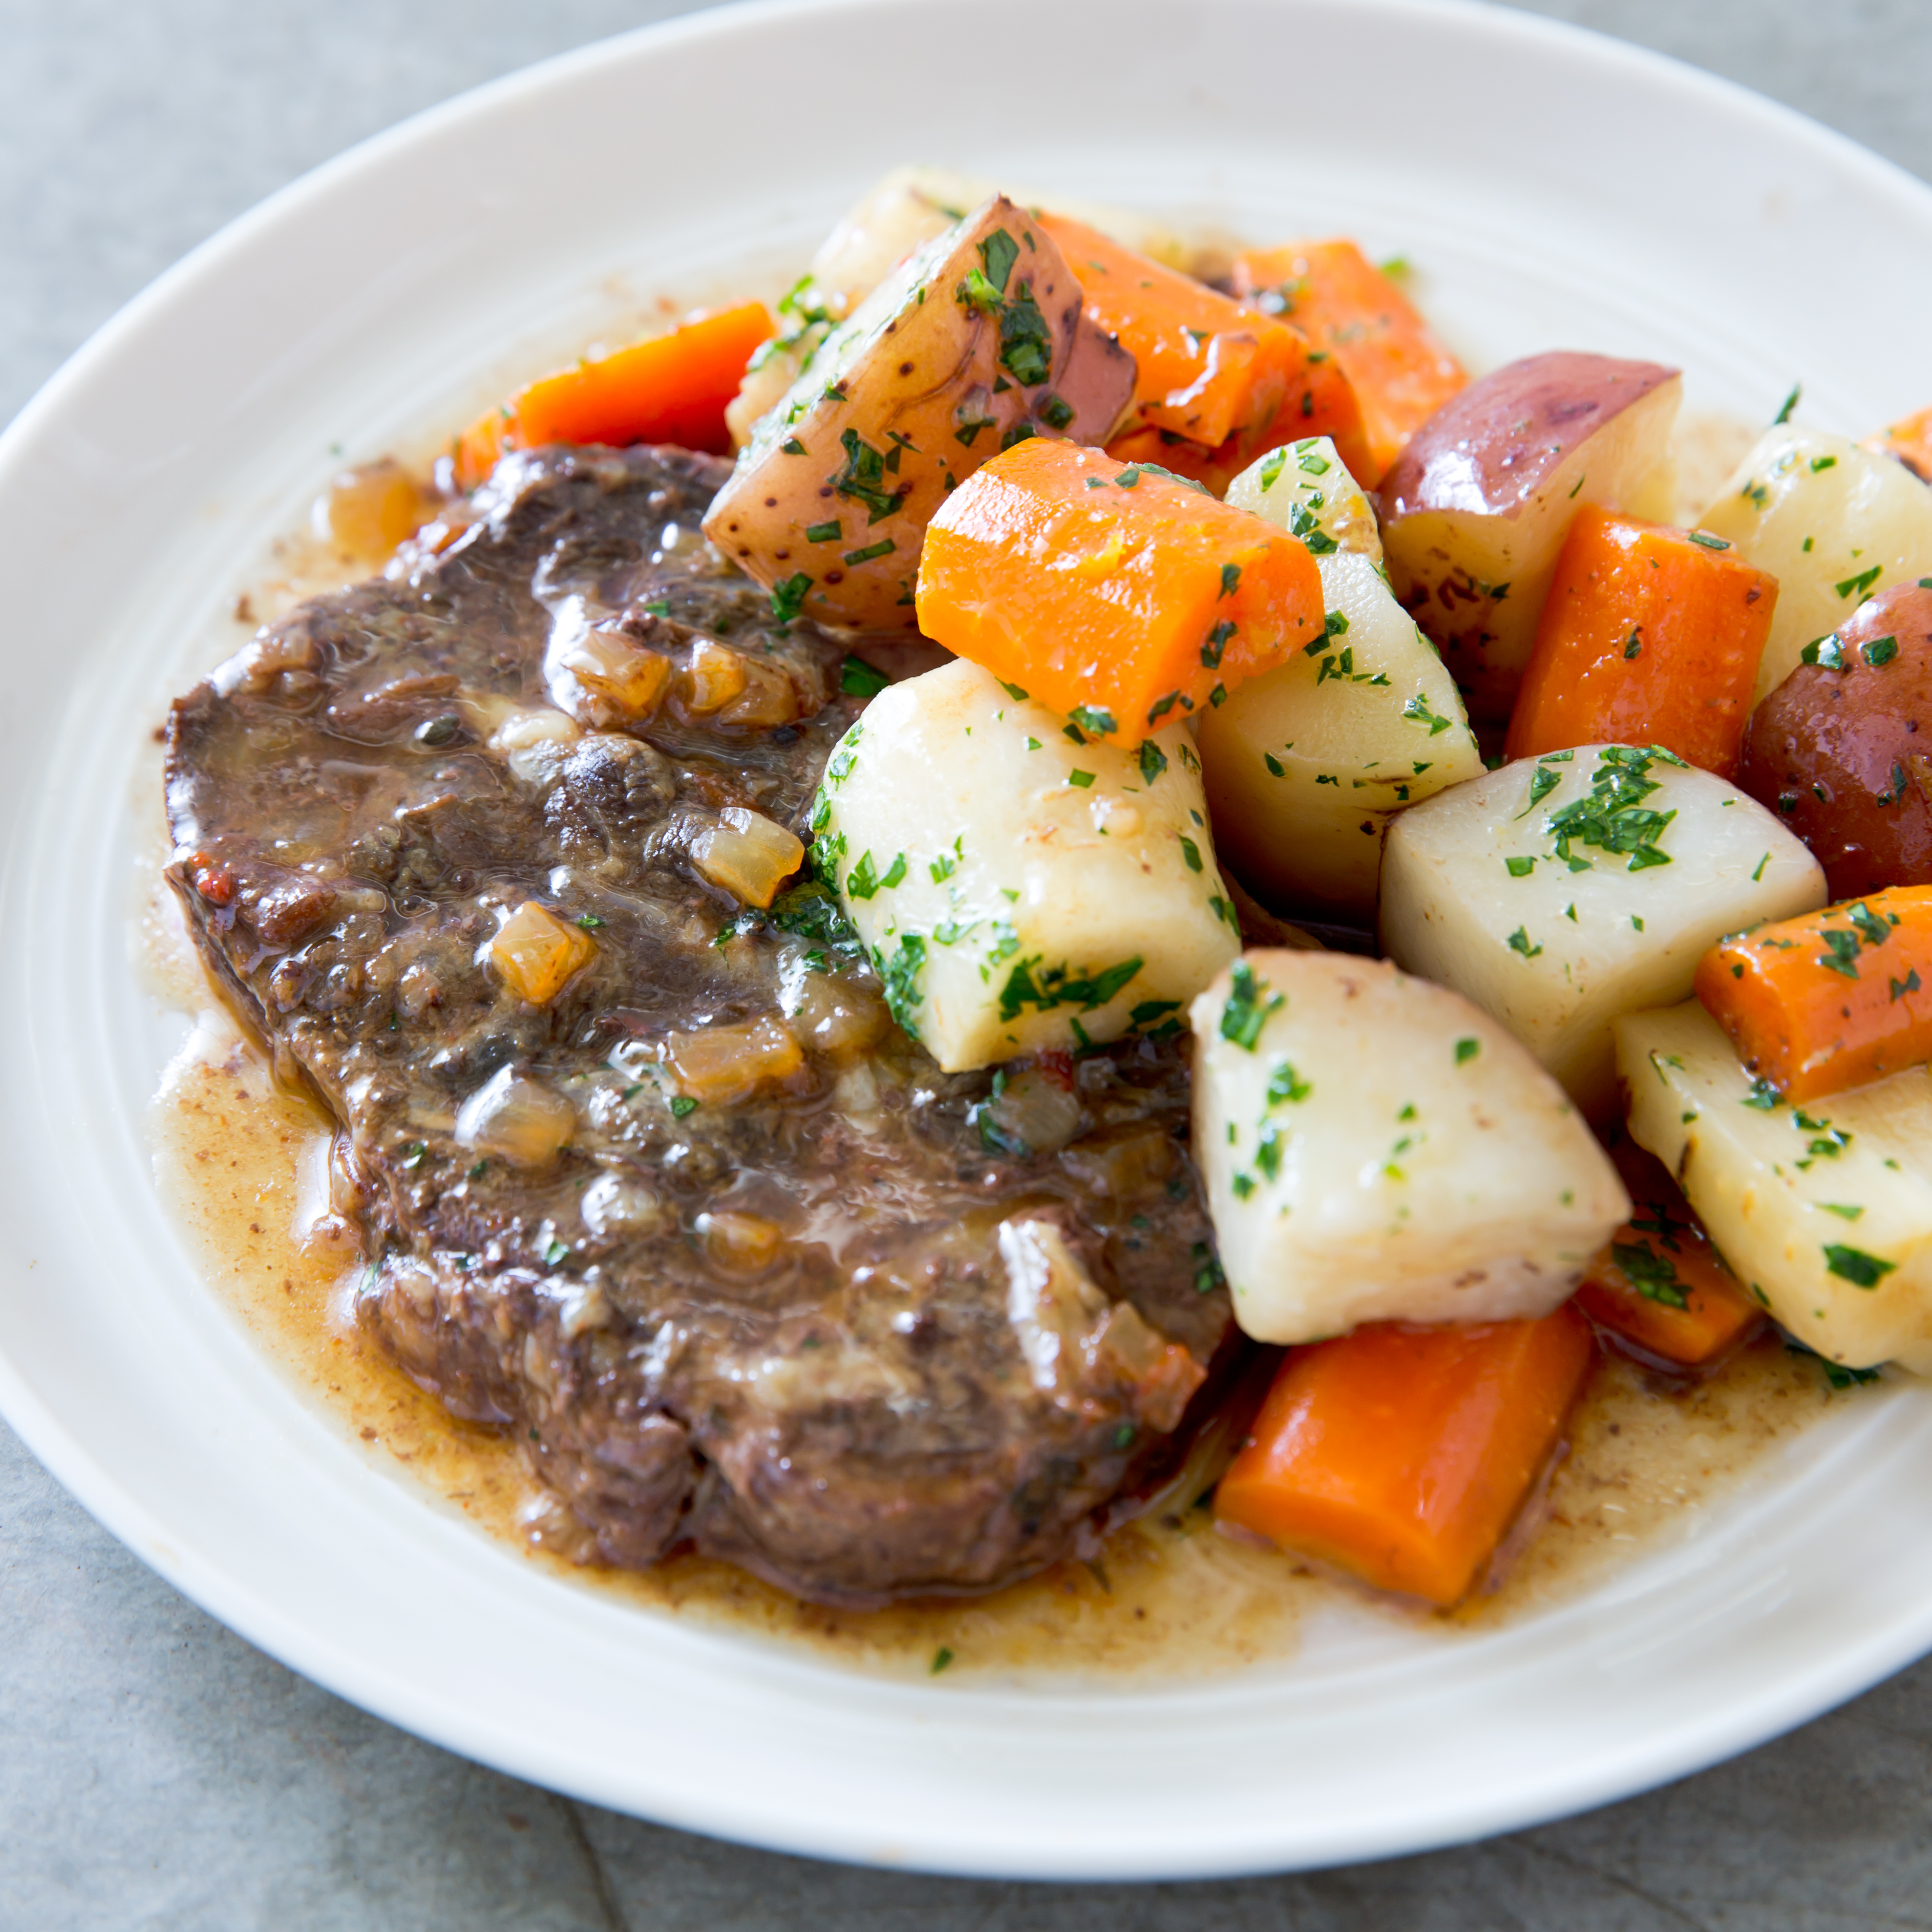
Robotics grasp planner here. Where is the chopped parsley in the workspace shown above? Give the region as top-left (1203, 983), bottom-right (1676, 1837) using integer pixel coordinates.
top-left (1266, 1061), bottom-right (1311, 1105)
top-left (1542, 744), bottom-right (1683, 871)
top-left (998, 954), bottom-right (1142, 1023)
top-left (1069, 704), bottom-right (1118, 737)
top-left (881, 934), bottom-right (926, 1040)
top-left (1612, 1239), bottom-right (1689, 1311)
top-left (1138, 740), bottom-right (1168, 784)
top-left (1178, 834), bottom-right (1204, 872)
top-left (1823, 1244), bottom-right (1895, 1288)
top-left (1219, 960), bottom-right (1282, 1050)
top-left (1455, 1037), bottom-right (1480, 1064)
top-left (669, 1094), bottom-right (698, 1119)
top-left (1507, 926), bottom-right (1543, 959)
top-left (833, 426), bottom-right (907, 524)
top-left (1402, 693), bottom-right (1454, 735)
top-left (839, 654), bottom-right (890, 698)
top-left (770, 572), bottom-right (813, 623)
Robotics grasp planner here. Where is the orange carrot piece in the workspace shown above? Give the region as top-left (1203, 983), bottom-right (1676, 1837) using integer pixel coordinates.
top-left (1037, 213), bottom-right (1374, 485)
top-left (451, 302), bottom-right (773, 489)
top-left (1503, 505), bottom-right (1778, 778)
top-left (1575, 1143), bottom-right (1764, 1369)
top-left (1213, 1307), bottom-right (1594, 1607)
top-left (1231, 240), bottom-right (1468, 484)
top-left (1695, 884), bottom-right (1932, 1102)
top-left (1863, 404), bottom-right (1932, 483)
top-left (915, 436), bottom-right (1325, 740)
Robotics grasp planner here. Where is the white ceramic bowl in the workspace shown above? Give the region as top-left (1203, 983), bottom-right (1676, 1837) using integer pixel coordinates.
top-left (6, 0), bottom-right (1932, 1880)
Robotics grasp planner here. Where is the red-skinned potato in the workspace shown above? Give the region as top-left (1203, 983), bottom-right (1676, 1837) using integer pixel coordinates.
top-left (1378, 352), bottom-right (1680, 718)
top-left (1738, 583), bottom-right (1932, 898)
top-left (703, 197), bottom-right (1135, 630)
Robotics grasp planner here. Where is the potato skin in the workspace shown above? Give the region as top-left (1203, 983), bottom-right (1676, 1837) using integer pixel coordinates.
top-left (703, 198), bottom-right (1135, 631)
top-left (1739, 584), bottom-right (1932, 898)
top-left (1377, 353), bottom-right (1679, 718)
top-left (1379, 352), bottom-right (1677, 521)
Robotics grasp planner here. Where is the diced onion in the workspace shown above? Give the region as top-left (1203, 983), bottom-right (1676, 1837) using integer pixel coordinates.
top-left (696, 1210), bottom-right (785, 1272)
top-left (454, 1066), bottom-right (576, 1168)
top-left (684, 639), bottom-right (750, 713)
top-left (312, 458), bottom-right (429, 559)
top-left (691, 808), bottom-right (804, 908)
top-left (561, 633), bottom-right (672, 716)
top-left (488, 900), bottom-right (597, 1005)
top-left (663, 1015), bottom-right (803, 1103)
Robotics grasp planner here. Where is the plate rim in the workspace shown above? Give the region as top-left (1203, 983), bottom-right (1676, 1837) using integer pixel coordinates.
top-left (6, 0), bottom-right (1932, 1880)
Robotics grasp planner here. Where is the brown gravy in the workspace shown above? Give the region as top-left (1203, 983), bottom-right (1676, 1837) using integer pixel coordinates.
top-left (145, 887), bottom-right (1848, 1683)
top-left (137, 412), bottom-right (1851, 1684)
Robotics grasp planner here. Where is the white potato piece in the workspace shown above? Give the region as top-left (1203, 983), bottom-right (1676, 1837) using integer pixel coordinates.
top-left (1379, 353), bottom-right (1680, 717)
top-left (1195, 436), bottom-right (1483, 918)
top-left (813, 658), bottom-right (1240, 1070)
top-left (1191, 950), bottom-right (1627, 1343)
top-left (1617, 1000), bottom-right (1932, 1371)
top-left (1380, 746), bottom-right (1825, 1119)
top-left (726, 169), bottom-right (1187, 447)
top-left (827, 167), bottom-right (1192, 279)
top-left (1696, 427), bottom-right (1932, 705)
top-left (705, 196), bottom-right (1135, 630)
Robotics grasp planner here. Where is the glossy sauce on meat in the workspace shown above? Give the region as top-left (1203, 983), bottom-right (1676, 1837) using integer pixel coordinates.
top-left (144, 965), bottom-right (1843, 1680)
top-left (161, 446), bottom-right (1234, 1606)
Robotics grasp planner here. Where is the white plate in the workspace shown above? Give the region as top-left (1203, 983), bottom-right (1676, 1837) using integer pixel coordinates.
top-left (6, 0), bottom-right (1932, 1881)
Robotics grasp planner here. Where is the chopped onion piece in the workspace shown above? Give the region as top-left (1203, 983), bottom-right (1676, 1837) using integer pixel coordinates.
top-left (489, 900), bottom-right (596, 1005)
top-left (685, 638), bottom-right (749, 713)
top-left (561, 633), bottom-right (672, 716)
top-left (691, 808), bottom-right (804, 908)
top-left (663, 1015), bottom-right (803, 1103)
top-left (454, 1066), bottom-right (576, 1168)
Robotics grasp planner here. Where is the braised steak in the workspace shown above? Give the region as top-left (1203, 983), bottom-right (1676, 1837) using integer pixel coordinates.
top-left (164, 445), bottom-right (1233, 1605)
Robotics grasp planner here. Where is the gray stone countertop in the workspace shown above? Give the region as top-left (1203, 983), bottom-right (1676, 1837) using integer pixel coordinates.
top-left (5, 1), bottom-right (1932, 1924)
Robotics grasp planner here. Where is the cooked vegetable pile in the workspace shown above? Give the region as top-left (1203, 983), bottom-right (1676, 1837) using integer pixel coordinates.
top-left (403, 165), bottom-right (1932, 1611)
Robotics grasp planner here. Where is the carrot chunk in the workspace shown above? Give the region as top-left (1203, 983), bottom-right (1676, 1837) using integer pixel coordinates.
top-left (1035, 214), bottom-right (1374, 487)
top-left (1575, 1143), bottom-right (1765, 1369)
top-left (1694, 884), bottom-right (1932, 1101)
top-left (1231, 240), bottom-right (1468, 484)
top-left (1503, 506), bottom-right (1779, 778)
top-left (1213, 1306), bottom-right (1593, 1606)
top-left (1863, 403), bottom-right (1932, 483)
top-left (915, 437), bottom-right (1326, 740)
top-left (451, 302), bottom-right (774, 488)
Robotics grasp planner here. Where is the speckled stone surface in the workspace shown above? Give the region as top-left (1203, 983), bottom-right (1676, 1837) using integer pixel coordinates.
top-left (6, 2), bottom-right (1932, 1924)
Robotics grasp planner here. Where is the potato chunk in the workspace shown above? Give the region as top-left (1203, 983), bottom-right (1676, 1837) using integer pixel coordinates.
top-left (1617, 1000), bottom-right (1932, 1371)
top-left (812, 658), bottom-right (1240, 1070)
top-left (1379, 353), bottom-right (1680, 716)
top-left (1738, 584), bottom-right (1932, 898)
top-left (1696, 427), bottom-right (1932, 705)
top-left (1190, 950), bottom-right (1627, 1343)
top-left (1196, 436), bottom-right (1482, 918)
top-left (726, 168), bottom-right (1189, 449)
top-left (703, 197), bottom-right (1135, 630)
top-left (1380, 746), bottom-right (1825, 1118)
